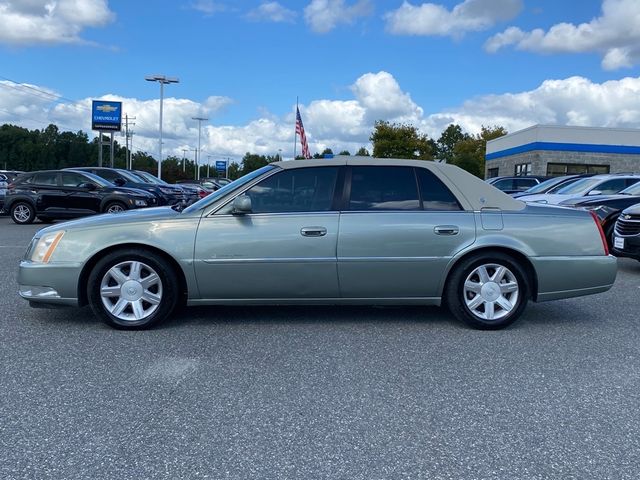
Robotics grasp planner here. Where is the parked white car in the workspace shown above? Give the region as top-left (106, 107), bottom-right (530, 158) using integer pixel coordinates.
top-left (518, 174), bottom-right (640, 205)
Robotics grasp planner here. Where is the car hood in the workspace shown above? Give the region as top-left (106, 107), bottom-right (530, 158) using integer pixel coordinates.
top-left (560, 194), bottom-right (632, 207)
top-left (104, 186), bottom-right (155, 197)
top-left (35, 206), bottom-right (185, 236)
top-left (519, 193), bottom-right (578, 204)
top-left (622, 202), bottom-right (640, 216)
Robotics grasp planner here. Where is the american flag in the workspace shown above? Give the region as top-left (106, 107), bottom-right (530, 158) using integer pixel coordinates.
top-left (295, 106), bottom-right (311, 159)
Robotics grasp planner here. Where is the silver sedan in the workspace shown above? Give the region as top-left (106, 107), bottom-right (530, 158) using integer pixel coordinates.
top-left (18, 157), bottom-right (617, 330)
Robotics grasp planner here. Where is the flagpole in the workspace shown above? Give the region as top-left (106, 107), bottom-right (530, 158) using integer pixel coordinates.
top-left (293, 96), bottom-right (298, 160)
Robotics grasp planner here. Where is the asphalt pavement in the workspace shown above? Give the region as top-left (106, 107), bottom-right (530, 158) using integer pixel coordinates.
top-left (0, 216), bottom-right (639, 480)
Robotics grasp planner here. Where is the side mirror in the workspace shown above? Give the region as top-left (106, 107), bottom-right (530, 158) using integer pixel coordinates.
top-left (587, 190), bottom-right (602, 196)
top-left (232, 195), bottom-right (252, 215)
top-left (113, 177), bottom-right (126, 187)
top-left (79, 182), bottom-right (97, 191)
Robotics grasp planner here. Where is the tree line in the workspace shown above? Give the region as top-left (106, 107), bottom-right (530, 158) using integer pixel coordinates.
top-left (0, 121), bottom-right (506, 183)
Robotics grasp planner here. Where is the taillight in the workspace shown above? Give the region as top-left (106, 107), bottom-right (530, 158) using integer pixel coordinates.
top-left (7, 183), bottom-right (14, 189)
top-left (589, 211), bottom-right (609, 256)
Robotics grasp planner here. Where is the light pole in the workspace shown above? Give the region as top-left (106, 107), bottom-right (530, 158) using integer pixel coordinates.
top-left (192, 116), bottom-right (208, 180)
top-left (145, 74), bottom-right (179, 180)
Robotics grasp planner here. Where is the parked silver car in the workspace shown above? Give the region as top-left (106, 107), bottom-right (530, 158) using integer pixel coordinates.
top-left (18, 157), bottom-right (616, 330)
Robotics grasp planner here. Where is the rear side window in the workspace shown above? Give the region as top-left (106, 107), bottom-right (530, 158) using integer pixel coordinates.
top-left (349, 166), bottom-right (420, 211)
top-left (492, 178), bottom-right (515, 191)
top-left (32, 173), bottom-right (57, 186)
top-left (416, 168), bottom-right (461, 211)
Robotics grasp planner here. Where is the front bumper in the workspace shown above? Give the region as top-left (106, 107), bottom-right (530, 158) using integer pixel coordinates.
top-left (18, 260), bottom-right (83, 307)
top-left (612, 233), bottom-right (640, 261)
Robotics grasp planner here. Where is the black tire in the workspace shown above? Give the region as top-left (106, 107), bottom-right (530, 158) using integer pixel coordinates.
top-left (87, 249), bottom-right (180, 329)
top-left (10, 201), bottom-right (36, 224)
top-left (38, 216), bottom-right (55, 223)
top-left (103, 201), bottom-right (127, 214)
top-left (603, 220), bottom-right (616, 251)
top-left (445, 252), bottom-right (530, 330)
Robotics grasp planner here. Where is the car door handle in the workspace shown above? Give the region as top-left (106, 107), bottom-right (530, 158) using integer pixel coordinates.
top-left (434, 225), bottom-right (459, 235)
top-left (301, 227), bottom-right (327, 237)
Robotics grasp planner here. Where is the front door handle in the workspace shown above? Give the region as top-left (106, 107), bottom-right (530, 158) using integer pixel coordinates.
top-left (301, 226), bottom-right (327, 237)
top-left (434, 225), bottom-right (459, 235)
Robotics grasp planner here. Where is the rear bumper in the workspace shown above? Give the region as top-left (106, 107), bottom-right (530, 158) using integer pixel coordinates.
top-left (18, 260), bottom-right (82, 307)
top-left (531, 255), bottom-right (617, 302)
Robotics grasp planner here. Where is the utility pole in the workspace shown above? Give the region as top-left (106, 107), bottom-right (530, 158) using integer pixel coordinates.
top-left (182, 149), bottom-right (188, 172)
top-left (192, 116), bottom-right (208, 180)
top-left (123, 114), bottom-right (136, 169)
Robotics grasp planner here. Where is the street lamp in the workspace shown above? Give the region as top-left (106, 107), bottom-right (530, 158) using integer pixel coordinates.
top-left (192, 116), bottom-right (208, 180)
top-left (145, 74), bottom-right (179, 180)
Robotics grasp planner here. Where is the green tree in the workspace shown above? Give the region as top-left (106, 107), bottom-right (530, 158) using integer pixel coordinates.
top-left (355, 147), bottom-right (370, 156)
top-left (338, 150), bottom-right (351, 156)
top-left (437, 124), bottom-right (470, 163)
top-left (228, 161), bottom-right (241, 180)
top-left (450, 125), bottom-right (508, 178)
top-left (370, 121), bottom-right (433, 160)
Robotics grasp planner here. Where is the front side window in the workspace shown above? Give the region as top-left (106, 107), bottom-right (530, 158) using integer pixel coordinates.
top-left (595, 179), bottom-right (626, 194)
top-left (349, 166), bottom-right (420, 211)
top-left (61, 172), bottom-right (89, 187)
top-left (492, 179), bottom-right (515, 191)
top-left (243, 167), bottom-right (339, 214)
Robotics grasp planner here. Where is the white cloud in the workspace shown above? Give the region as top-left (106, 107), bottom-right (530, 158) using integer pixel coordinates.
top-left (0, 0), bottom-right (114, 45)
top-left (247, 2), bottom-right (297, 23)
top-left (6, 74), bottom-right (640, 161)
top-left (304, 0), bottom-right (372, 34)
top-left (384, 0), bottom-right (522, 37)
top-left (422, 76), bottom-right (640, 135)
top-left (188, 0), bottom-right (228, 16)
top-left (485, 0), bottom-right (640, 70)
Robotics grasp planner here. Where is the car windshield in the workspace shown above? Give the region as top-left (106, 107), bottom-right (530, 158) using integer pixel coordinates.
top-left (81, 171), bottom-right (113, 188)
top-left (523, 176), bottom-right (570, 194)
top-left (620, 182), bottom-right (640, 195)
top-left (115, 169), bottom-right (147, 183)
top-left (555, 178), bottom-right (602, 195)
top-left (135, 171), bottom-right (168, 185)
top-left (182, 165), bottom-right (276, 214)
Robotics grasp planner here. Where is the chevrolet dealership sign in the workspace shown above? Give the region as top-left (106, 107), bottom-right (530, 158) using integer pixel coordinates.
top-left (92, 100), bottom-right (122, 131)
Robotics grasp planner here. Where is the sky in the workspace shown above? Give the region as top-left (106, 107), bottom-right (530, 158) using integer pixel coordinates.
top-left (1, 0), bottom-right (640, 163)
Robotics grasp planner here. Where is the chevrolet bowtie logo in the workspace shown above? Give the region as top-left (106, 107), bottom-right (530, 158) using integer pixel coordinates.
top-left (96, 104), bottom-right (118, 113)
top-left (624, 215), bottom-right (631, 220)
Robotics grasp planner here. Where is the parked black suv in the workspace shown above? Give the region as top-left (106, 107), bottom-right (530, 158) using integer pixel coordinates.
top-left (70, 167), bottom-right (188, 207)
top-left (5, 170), bottom-right (156, 224)
top-left (612, 203), bottom-right (640, 261)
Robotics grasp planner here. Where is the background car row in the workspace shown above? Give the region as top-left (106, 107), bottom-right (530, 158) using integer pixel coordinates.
top-left (3, 167), bottom-right (226, 224)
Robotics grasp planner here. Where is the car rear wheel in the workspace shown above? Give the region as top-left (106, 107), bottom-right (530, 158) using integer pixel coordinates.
top-left (104, 201), bottom-right (126, 214)
top-left (10, 202), bottom-right (35, 224)
top-left (87, 249), bottom-right (179, 329)
top-left (445, 252), bottom-right (529, 330)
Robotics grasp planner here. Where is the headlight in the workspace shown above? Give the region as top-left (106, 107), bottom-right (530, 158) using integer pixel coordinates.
top-left (30, 231), bottom-right (65, 263)
top-left (134, 199), bottom-right (148, 207)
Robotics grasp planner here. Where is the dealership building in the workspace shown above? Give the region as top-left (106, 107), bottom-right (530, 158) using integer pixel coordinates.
top-left (485, 125), bottom-right (640, 178)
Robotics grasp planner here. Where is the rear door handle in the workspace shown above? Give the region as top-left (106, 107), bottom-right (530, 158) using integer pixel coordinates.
top-left (301, 227), bottom-right (327, 237)
top-left (434, 225), bottom-right (459, 235)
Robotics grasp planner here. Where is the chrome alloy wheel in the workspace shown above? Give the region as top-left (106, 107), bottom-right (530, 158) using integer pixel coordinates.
top-left (13, 204), bottom-right (31, 222)
top-left (106, 204), bottom-right (125, 213)
top-left (463, 263), bottom-right (519, 321)
top-left (100, 261), bottom-right (163, 322)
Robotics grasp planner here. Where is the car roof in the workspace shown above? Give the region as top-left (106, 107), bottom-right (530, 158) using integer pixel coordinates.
top-left (273, 156), bottom-right (525, 211)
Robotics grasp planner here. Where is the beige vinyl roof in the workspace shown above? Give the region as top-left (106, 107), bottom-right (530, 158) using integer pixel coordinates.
top-left (273, 156), bottom-right (525, 211)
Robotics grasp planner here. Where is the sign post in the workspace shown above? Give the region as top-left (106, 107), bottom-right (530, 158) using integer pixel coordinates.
top-left (92, 100), bottom-right (122, 167)
top-left (215, 160), bottom-right (227, 178)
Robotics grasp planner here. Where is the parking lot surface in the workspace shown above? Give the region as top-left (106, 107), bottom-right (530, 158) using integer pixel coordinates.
top-left (1, 216), bottom-right (639, 480)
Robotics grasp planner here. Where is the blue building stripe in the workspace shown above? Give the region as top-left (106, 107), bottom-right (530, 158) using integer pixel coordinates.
top-left (486, 141), bottom-right (640, 160)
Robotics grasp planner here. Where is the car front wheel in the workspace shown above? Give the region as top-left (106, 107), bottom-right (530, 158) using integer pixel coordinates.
top-left (104, 201), bottom-right (126, 214)
top-left (445, 252), bottom-right (529, 330)
top-left (87, 249), bottom-right (179, 329)
top-left (11, 202), bottom-right (35, 224)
